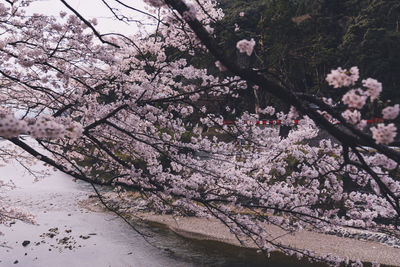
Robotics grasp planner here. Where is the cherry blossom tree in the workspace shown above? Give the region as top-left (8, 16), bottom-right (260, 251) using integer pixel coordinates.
top-left (0, 0), bottom-right (399, 265)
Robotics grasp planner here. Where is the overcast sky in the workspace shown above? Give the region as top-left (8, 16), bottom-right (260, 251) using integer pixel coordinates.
top-left (27, 0), bottom-right (152, 35)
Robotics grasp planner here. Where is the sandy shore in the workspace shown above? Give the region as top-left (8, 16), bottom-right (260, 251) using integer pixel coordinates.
top-left (81, 194), bottom-right (400, 266)
top-left (135, 213), bottom-right (400, 266)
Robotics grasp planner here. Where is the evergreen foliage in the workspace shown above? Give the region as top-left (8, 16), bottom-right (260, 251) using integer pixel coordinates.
top-left (212, 0), bottom-right (400, 115)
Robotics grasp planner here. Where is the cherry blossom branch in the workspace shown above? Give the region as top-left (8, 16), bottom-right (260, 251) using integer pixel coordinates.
top-left (59, 0), bottom-right (120, 48)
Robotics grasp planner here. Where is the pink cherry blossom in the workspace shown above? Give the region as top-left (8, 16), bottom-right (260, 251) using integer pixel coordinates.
top-left (215, 60), bottom-right (227, 71)
top-left (341, 109), bottom-right (361, 124)
top-left (0, 2), bottom-right (399, 266)
top-left (370, 123), bottom-right (397, 144)
top-left (236, 38), bottom-right (256, 56)
top-left (362, 78), bottom-right (382, 101)
top-left (341, 89), bottom-right (367, 109)
top-left (382, 104), bottom-right (399, 120)
top-left (326, 66), bottom-right (359, 88)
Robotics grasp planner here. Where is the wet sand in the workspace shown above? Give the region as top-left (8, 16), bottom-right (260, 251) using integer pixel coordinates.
top-left (136, 213), bottom-right (400, 266)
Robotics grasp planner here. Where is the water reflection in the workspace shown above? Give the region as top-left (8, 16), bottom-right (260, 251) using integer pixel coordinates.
top-left (139, 221), bottom-right (329, 267)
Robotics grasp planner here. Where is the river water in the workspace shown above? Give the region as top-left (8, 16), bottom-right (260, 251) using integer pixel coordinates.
top-left (0, 142), bottom-right (323, 267)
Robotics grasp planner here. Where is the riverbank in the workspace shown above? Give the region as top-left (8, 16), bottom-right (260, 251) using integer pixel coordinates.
top-left (82, 195), bottom-right (400, 266)
top-left (136, 213), bottom-right (400, 266)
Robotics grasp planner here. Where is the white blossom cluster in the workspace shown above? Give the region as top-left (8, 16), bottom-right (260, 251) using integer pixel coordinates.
top-left (371, 123), bottom-right (397, 144)
top-left (382, 104), bottom-right (399, 120)
top-left (0, 113), bottom-right (28, 138)
top-left (341, 109), bottom-right (361, 125)
top-left (341, 89), bottom-right (367, 109)
top-left (0, 111), bottom-right (83, 140)
top-left (236, 38), bottom-right (256, 56)
top-left (28, 116), bottom-right (65, 139)
top-left (362, 78), bottom-right (382, 102)
top-left (327, 67), bottom-right (398, 144)
top-left (325, 66), bottom-right (359, 88)
top-left (215, 60), bottom-right (227, 71)
top-left (259, 106), bottom-right (275, 115)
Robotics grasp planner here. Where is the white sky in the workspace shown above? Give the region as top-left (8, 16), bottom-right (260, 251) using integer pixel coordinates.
top-left (27, 0), bottom-right (153, 35)
top-left (10, 0), bottom-right (153, 118)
